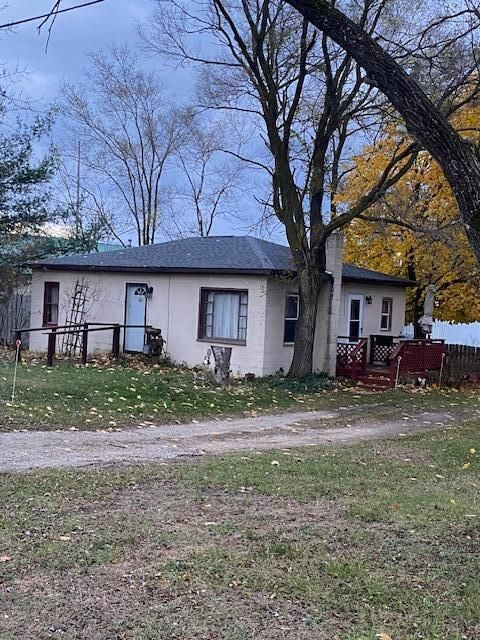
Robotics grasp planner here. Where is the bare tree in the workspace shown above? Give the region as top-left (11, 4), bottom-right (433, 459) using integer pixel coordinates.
top-left (144, 0), bottom-right (456, 375)
top-left (60, 46), bottom-right (188, 246)
top-left (24, 0), bottom-right (480, 374)
top-left (167, 117), bottom-right (244, 237)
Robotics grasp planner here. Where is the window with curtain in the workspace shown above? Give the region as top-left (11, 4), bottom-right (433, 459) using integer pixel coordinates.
top-left (380, 297), bottom-right (393, 331)
top-left (284, 294), bottom-right (299, 343)
top-left (43, 282), bottom-right (59, 326)
top-left (199, 289), bottom-right (248, 342)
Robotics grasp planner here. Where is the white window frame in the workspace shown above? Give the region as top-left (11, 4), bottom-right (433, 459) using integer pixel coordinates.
top-left (284, 294), bottom-right (299, 344)
top-left (380, 297), bottom-right (393, 331)
top-left (347, 294), bottom-right (364, 340)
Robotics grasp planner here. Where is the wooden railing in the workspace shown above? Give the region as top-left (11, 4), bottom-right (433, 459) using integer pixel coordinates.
top-left (389, 339), bottom-right (446, 382)
top-left (370, 334), bottom-right (398, 364)
top-left (337, 336), bottom-right (446, 384)
top-left (336, 337), bottom-right (368, 379)
top-left (13, 323), bottom-right (153, 366)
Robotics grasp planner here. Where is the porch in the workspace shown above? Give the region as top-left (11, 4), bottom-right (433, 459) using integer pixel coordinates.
top-left (336, 335), bottom-right (446, 388)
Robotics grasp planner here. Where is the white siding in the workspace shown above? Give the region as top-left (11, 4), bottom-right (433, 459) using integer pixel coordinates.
top-left (30, 270), bottom-right (269, 377)
top-left (339, 282), bottom-right (406, 339)
top-left (262, 275), bottom-right (297, 375)
top-left (153, 273), bottom-right (268, 377)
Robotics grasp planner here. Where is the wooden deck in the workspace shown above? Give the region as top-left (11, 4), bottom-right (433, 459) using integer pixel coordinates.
top-left (337, 338), bottom-right (446, 389)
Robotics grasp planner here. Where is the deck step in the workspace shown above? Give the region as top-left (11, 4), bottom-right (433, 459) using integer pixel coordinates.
top-left (358, 378), bottom-right (392, 387)
top-left (357, 369), bottom-right (394, 390)
top-left (337, 364), bottom-right (395, 390)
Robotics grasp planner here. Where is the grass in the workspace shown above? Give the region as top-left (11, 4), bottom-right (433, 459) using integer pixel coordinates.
top-left (0, 351), bottom-right (479, 431)
top-left (1, 419), bottom-right (479, 638)
top-left (0, 356), bottom-right (332, 430)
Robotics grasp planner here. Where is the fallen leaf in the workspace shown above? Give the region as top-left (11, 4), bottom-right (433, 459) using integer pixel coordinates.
top-left (0, 555), bottom-right (12, 562)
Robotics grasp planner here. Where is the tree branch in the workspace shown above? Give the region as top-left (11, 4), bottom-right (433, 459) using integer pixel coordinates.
top-left (0, 0), bottom-right (107, 30)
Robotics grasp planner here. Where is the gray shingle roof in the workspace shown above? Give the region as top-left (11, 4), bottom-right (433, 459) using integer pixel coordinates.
top-left (341, 263), bottom-right (414, 286)
top-left (34, 235), bottom-right (414, 286)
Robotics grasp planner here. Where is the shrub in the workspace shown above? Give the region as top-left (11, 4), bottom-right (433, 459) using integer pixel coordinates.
top-left (253, 372), bottom-right (334, 393)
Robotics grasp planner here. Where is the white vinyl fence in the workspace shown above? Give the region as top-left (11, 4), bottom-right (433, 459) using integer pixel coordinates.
top-left (403, 321), bottom-right (480, 347)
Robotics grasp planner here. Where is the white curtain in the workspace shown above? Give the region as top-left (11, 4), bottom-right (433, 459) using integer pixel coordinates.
top-left (50, 286), bottom-right (59, 306)
top-left (213, 293), bottom-right (240, 339)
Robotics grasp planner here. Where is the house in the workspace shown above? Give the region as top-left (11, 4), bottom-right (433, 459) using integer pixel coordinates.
top-left (28, 235), bottom-right (414, 377)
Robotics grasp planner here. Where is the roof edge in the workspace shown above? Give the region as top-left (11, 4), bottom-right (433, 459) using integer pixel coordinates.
top-left (342, 275), bottom-right (415, 287)
top-left (32, 260), bottom-right (415, 287)
top-left (32, 264), bottom-right (278, 276)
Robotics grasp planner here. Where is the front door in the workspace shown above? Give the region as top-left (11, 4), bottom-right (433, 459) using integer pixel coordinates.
top-left (124, 283), bottom-right (147, 352)
top-left (347, 294), bottom-right (364, 340)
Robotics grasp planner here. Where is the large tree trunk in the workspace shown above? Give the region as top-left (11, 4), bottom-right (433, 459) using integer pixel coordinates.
top-left (289, 265), bottom-right (323, 377)
top-left (285, 0), bottom-right (480, 262)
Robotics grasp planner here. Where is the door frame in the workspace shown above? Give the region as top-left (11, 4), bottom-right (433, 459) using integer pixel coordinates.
top-left (347, 293), bottom-right (364, 341)
top-left (123, 282), bottom-right (148, 352)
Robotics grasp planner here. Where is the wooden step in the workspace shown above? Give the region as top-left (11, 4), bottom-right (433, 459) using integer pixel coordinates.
top-left (358, 378), bottom-right (392, 387)
top-left (357, 384), bottom-right (393, 391)
top-left (337, 364), bottom-right (394, 390)
top-left (357, 373), bottom-right (393, 390)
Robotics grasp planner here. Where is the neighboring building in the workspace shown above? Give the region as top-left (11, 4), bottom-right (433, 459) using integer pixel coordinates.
top-left (29, 235), bottom-right (413, 376)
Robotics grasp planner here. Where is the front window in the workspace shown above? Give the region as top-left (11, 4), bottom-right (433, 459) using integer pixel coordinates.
top-left (43, 282), bottom-right (59, 326)
top-left (199, 289), bottom-right (248, 342)
top-left (380, 297), bottom-right (392, 331)
top-left (284, 294), bottom-right (299, 343)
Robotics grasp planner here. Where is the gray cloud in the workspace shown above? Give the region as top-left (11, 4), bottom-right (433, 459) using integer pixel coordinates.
top-left (0, 0), bottom-right (152, 99)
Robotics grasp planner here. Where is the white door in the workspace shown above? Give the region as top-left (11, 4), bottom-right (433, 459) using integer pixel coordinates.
top-left (347, 294), bottom-right (364, 340)
top-left (124, 283), bottom-right (147, 352)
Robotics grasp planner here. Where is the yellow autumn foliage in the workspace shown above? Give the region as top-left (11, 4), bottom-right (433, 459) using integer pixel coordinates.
top-left (338, 103), bottom-right (480, 323)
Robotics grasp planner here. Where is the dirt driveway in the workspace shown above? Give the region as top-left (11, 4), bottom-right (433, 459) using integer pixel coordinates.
top-left (0, 407), bottom-right (459, 473)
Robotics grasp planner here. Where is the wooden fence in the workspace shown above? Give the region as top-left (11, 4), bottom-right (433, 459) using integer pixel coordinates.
top-left (0, 291), bottom-right (31, 346)
top-left (14, 323), bottom-right (154, 366)
top-left (444, 344), bottom-right (480, 385)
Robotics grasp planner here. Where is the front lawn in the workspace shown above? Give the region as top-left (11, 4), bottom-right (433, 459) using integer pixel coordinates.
top-left (0, 357), bottom-right (336, 430)
top-left (0, 353), bottom-right (478, 430)
top-left (1, 420), bottom-right (479, 638)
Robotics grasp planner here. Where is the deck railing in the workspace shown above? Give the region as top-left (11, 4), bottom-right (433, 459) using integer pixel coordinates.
top-left (389, 339), bottom-right (446, 381)
top-left (336, 337), bottom-right (368, 379)
top-left (337, 336), bottom-right (446, 383)
top-left (369, 334), bottom-right (399, 364)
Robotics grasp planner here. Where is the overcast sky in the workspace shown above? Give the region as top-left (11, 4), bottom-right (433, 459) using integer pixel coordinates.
top-left (0, 1), bottom-right (277, 242)
top-left (0, 1), bottom-right (152, 100)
